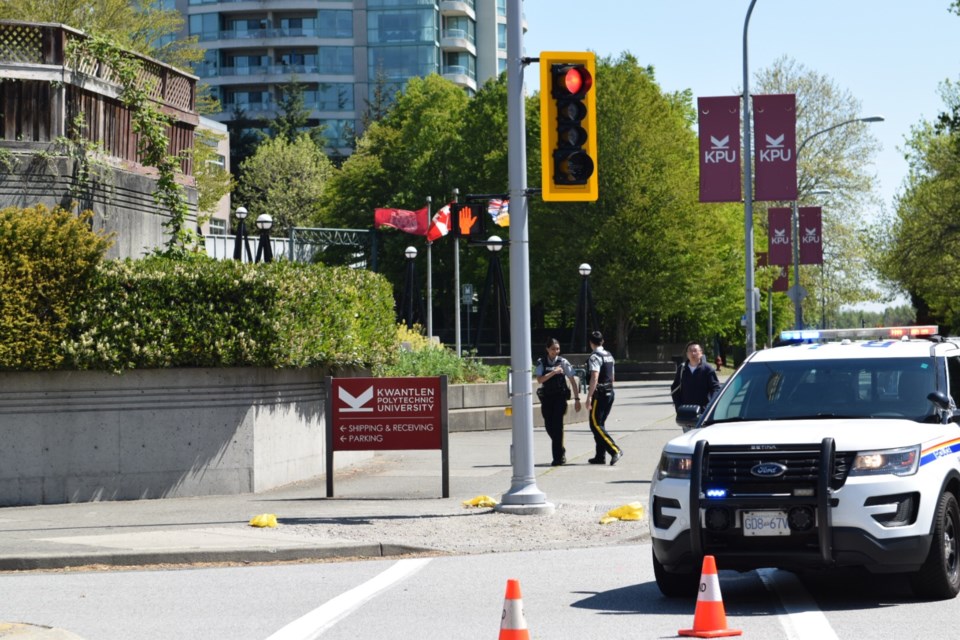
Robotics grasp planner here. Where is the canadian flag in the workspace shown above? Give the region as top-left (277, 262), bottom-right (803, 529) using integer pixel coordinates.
top-left (427, 203), bottom-right (452, 242)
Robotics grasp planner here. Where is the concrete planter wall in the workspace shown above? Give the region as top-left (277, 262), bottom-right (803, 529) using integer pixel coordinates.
top-left (0, 370), bottom-right (524, 506)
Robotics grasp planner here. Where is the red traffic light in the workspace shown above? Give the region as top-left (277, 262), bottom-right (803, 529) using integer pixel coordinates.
top-left (552, 64), bottom-right (592, 98)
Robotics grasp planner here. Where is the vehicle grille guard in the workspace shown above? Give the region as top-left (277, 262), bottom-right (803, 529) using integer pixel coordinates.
top-left (689, 437), bottom-right (836, 566)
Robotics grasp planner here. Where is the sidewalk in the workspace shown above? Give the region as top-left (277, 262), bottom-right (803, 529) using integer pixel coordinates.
top-left (0, 381), bottom-right (680, 637)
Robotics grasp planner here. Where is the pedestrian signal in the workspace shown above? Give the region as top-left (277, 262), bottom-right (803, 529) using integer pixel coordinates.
top-left (451, 203), bottom-right (484, 238)
top-left (540, 51), bottom-right (598, 202)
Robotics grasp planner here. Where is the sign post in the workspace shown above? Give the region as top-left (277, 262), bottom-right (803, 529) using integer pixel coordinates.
top-left (326, 376), bottom-right (448, 497)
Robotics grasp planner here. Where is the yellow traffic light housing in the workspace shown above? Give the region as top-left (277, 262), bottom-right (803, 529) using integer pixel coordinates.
top-left (540, 51), bottom-right (598, 202)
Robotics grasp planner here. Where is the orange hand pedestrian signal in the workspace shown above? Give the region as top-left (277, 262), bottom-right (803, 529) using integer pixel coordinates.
top-left (451, 203), bottom-right (484, 238)
top-left (459, 206), bottom-right (477, 236)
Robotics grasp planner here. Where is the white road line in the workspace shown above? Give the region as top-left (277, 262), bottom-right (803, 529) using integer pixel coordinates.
top-left (757, 568), bottom-right (840, 640)
top-left (264, 558), bottom-right (432, 640)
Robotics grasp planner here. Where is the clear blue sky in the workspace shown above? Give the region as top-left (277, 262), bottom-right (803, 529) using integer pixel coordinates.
top-left (522, 0), bottom-right (959, 212)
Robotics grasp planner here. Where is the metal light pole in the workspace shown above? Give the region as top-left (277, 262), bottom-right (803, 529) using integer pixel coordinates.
top-left (452, 188), bottom-right (462, 357)
top-left (425, 196), bottom-right (433, 339)
top-left (499, 0), bottom-right (552, 514)
top-left (791, 115), bottom-right (883, 329)
top-left (742, 0), bottom-right (759, 356)
top-left (570, 262), bottom-right (593, 353)
top-left (254, 213), bottom-right (273, 263)
top-left (233, 206), bottom-right (253, 262)
top-left (401, 245), bottom-right (418, 327)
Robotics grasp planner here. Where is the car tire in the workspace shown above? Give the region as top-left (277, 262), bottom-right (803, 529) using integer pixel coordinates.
top-left (912, 491), bottom-right (960, 600)
top-left (652, 548), bottom-right (700, 598)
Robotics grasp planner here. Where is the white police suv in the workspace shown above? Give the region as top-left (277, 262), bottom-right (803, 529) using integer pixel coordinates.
top-left (650, 326), bottom-right (960, 600)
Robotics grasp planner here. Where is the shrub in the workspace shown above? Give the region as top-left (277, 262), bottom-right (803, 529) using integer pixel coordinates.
top-left (379, 325), bottom-right (508, 383)
top-left (62, 256), bottom-right (396, 372)
top-left (0, 204), bottom-right (112, 370)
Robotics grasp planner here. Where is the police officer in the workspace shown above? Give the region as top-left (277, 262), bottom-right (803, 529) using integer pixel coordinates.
top-left (535, 338), bottom-right (581, 466)
top-left (586, 331), bottom-right (623, 465)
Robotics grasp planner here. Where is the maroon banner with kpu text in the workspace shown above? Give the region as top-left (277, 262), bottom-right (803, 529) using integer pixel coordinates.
top-left (697, 96), bottom-right (742, 202)
top-left (753, 94), bottom-right (797, 201)
top-left (799, 207), bottom-right (823, 265)
top-left (767, 207), bottom-right (792, 265)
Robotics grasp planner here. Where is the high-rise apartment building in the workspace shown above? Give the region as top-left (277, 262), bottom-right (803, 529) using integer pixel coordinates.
top-left (171, 0), bottom-right (517, 155)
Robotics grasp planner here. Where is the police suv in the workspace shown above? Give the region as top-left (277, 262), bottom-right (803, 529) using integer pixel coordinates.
top-left (650, 326), bottom-right (960, 600)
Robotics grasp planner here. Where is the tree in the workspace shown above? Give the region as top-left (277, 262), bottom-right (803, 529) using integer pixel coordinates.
top-left (235, 135), bottom-right (334, 235)
top-left (753, 56), bottom-right (884, 328)
top-left (877, 79), bottom-right (960, 330)
top-left (0, 0), bottom-right (203, 70)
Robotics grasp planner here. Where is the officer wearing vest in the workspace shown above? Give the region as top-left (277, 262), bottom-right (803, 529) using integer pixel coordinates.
top-left (535, 338), bottom-right (581, 466)
top-left (586, 331), bottom-right (623, 465)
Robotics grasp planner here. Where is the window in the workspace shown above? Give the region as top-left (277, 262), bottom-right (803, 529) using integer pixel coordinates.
top-left (208, 218), bottom-right (227, 235)
top-left (369, 45), bottom-right (437, 80)
top-left (497, 23), bottom-right (507, 50)
top-left (318, 10), bottom-right (353, 38)
top-left (320, 119), bottom-right (356, 147)
top-left (189, 13), bottom-right (220, 41)
top-left (319, 47), bottom-right (354, 75)
top-left (368, 9), bottom-right (436, 44)
top-left (308, 84), bottom-right (354, 111)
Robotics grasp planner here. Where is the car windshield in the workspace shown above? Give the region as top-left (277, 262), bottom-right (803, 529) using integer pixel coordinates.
top-left (709, 357), bottom-right (937, 423)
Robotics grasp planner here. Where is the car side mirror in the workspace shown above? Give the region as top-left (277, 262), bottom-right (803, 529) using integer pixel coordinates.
top-left (676, 404), bottom-right (702, 432)
top-left (929, 390), bottom-right (951, 411)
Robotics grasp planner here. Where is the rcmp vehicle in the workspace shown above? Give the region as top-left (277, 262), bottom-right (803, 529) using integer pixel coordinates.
top-left (650, 326), bottom-right (960, 600)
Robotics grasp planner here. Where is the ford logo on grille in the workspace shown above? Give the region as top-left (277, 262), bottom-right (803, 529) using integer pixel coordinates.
top-left (750, 462), bottom-right (787, 478)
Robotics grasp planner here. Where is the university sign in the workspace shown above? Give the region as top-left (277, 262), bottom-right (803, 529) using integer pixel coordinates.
top-left (325, 376), bottom-right (449, 497)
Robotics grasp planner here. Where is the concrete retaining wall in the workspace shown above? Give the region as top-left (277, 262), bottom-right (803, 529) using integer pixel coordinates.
top-left (0, 370), bottom-right (526, 506)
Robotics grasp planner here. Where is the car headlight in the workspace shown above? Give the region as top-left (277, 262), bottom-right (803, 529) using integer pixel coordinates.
top-left (850, 445), bottom-right (920, 477)
top-left (657, 451), bottom-right (693, 480)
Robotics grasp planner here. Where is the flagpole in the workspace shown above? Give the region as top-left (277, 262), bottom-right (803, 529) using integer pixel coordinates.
top-left (425, 196), bottom-right (433, 340)
top-left (453, 188), bottom-right (461, 358)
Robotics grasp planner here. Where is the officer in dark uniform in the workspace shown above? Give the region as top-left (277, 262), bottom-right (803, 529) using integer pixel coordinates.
top-left (534, 338), bottom-right (581, 466)
top-left (585, 331), bottom-right (623, 465)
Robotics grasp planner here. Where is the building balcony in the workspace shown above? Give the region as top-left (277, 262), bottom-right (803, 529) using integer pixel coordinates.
top-left (440, 29), bottom-right (476, 54)
top-left (441, 65), bottom-right (477, 92)
top-left (440, 0), bottom-right (476, 19)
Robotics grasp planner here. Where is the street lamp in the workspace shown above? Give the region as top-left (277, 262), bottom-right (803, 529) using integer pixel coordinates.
top-left (475, 235), bottom-right (509, 355)
top-left (254, 213), bottom-right (273, 263)
top-left (571, 263), bottom-right (595, 353)
top-left (791, 115), bottom-right (884, 329)
top-left (400, 245), bottom-right (418, 328)
top-left (232, 206), bottom-right (252, 262)
top-left (742, 0), bottom-right (759, 356)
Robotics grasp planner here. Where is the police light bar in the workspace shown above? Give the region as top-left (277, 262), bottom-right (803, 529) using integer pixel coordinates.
top-left (779, 326), bottom-right (939, 343)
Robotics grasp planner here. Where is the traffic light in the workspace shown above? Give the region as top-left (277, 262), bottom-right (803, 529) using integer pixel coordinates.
top-left (540, 51), bottom-right (598, 202)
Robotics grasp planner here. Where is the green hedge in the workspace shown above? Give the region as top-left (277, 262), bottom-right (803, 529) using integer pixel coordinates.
top-left (0, 204), bottom-right (112, 370)
top-left (60, 256), bottom-right (397, 372)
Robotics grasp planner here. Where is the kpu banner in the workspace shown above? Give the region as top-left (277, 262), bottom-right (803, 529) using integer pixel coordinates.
top-left (697, 96), bottom-right (741, 202)
top-left (753, 94), bottom-right (797, 202)
top-left (798, 206), bottom-right (823, 265)
top-left (767, 207), bottom-right (792, 265)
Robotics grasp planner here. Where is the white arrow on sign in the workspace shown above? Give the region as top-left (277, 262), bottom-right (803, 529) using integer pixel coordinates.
top-left (338, 386), bottom-right (374, 412)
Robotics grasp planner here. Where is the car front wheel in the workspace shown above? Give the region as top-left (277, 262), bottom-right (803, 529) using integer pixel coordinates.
top-left (912, 491), bottom-right (960, 600)
top-left (652, 548), bottom-right (701, 598)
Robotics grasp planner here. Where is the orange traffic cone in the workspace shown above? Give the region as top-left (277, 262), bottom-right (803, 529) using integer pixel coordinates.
top-left (499, 579), bottom-right (530, 640)
top-left (678, 555), bottom-right (742, 638)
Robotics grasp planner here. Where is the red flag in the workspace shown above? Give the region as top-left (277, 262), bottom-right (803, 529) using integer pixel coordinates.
top-left (426, 203), bottom-right (452, 242)
top-left (374, 207), bottom-right (428, 236)
top-left (799, 207), bottom-right (822, 265)
top-left (753, 94), bottom-right (797, 201)
top-left (698, 96), bottom-right (741, 202)
top-left (767, 207), bottom-right (792, 265)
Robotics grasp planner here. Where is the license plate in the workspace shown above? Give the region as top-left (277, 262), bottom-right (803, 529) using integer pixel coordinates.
top-left (742, 510), bottom-right (790, 536)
